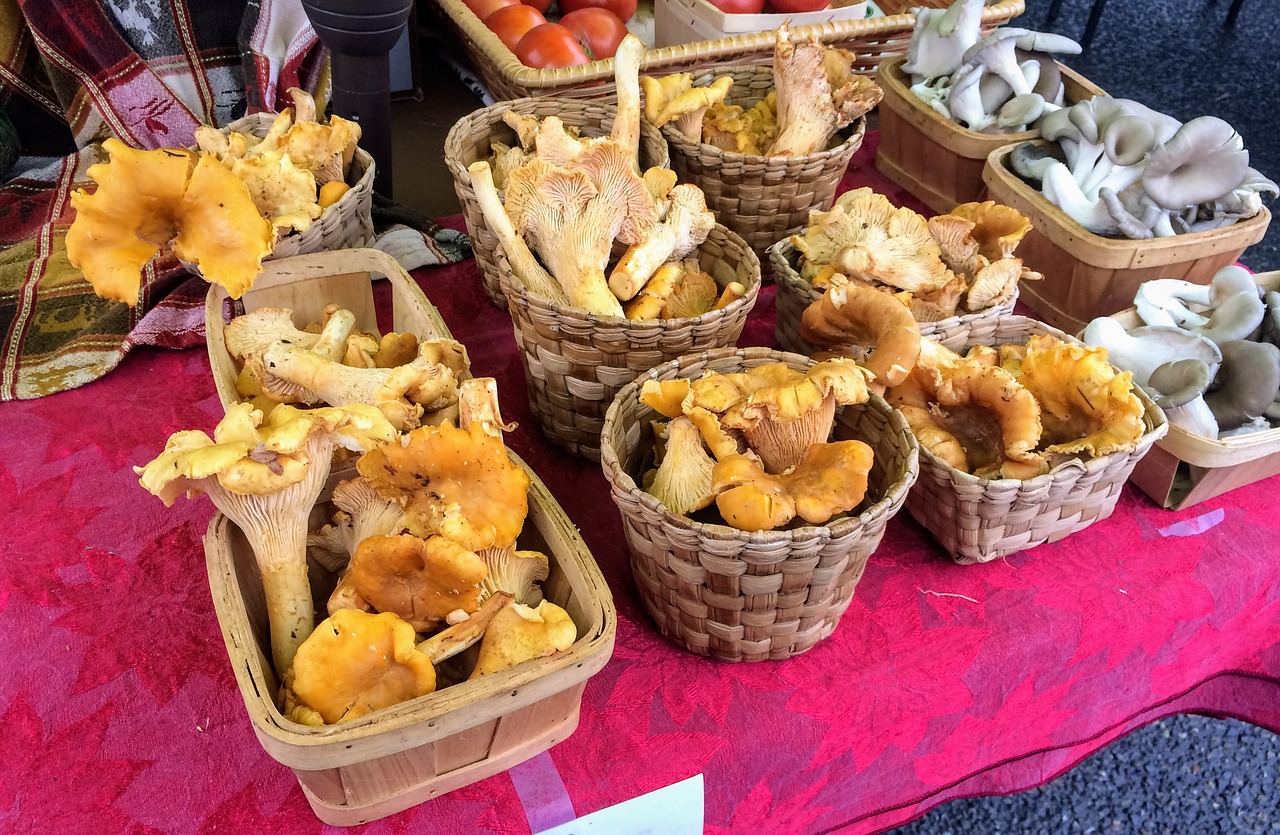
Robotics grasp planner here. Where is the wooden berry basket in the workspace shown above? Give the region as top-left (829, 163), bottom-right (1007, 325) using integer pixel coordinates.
top-left (768, 239), bottom-right (1017, 355)
top-left (875, 55), bottom-right (1105, 214)
top-left (425, 0), bottom-right (1025, 101)
top-left (204, 453), bottom-right (616, 826)
top-left (982, 142), bottom-right (1272, 334)
top-left (499, 224), bottom-right (761, 461)
top-left (443, 97), bottom-right (670, 311)
top-left (659, 64), bottom-right (866, 266)
top-left (1109, 269), bottom-right (1280, 510)
top-left (599, 346), bottom-right (919, 662)
top-left (204, 248), bottom-right (454, 411)
top-left (913, 316), bottom-right (1167, 564)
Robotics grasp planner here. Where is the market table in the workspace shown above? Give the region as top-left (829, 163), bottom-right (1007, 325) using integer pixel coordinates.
top-left (3, 136), bottom-right (1279, 834)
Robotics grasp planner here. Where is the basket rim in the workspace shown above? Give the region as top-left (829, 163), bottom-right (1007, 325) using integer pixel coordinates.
top-left (662, 112), bottom-right (867, 167)
top-left (984, 141), bottom-right (1273, 248)
top-left (767, 238), bottom-right (1020, 333)
top-left (911, 315), bottom-right (1169, 487)
top-left (499, 223), bottom-right (763, 332)
top-left (442, 95), bottom-right (670, 181)
top-left (433, 0), bottom-right (1027, 90)
top-left (599, 345), bottom-right (921, 544)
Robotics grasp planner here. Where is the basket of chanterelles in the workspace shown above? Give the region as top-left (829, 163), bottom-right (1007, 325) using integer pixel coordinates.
top-left (465, 58), bottom-right (763, 461)
top-left (137, 336), bottom-right (615, 824)
top-left (599, 346), bottom-right (920, 662)
top-left (445, 37), bottom-right (671, 310)
top-left (862, 313), bottom-right (1168, 563)
top-left (770, 190), bottom-right (1039, 356)
top-left (643, 25), bottom-right (882, 265)
top-left (64, 87), bottom-right (374, 309)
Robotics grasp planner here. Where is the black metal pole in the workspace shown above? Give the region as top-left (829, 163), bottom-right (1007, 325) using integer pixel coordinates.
top-left (300, 0), bottom-right (413, 199)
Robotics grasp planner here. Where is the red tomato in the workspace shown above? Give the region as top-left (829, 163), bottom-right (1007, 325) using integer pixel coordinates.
top-left (464, 0), bottom-right (517, 21)
top-left (515, 24), bottom-right (592, 69)
top-left (765, 0), bottom-right (829, 10)
top-left (486, 4), bottom-right (547, 52)
top-left (522, 0), bottom-right (553, 12)
top-left (557, 0), bottom-right (637, 24)
top-left (705, 0), bottom-right (765, 12)
top-left (559, 8), bottom-right (628, 60)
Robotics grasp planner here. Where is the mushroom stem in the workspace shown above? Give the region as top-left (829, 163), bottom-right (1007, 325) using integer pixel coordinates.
top-left (417, 591), bottom-right (513, 664)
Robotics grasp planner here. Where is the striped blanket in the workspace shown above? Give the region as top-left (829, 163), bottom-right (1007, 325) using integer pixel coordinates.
top-left (0, 0), bottom-right (466, 400)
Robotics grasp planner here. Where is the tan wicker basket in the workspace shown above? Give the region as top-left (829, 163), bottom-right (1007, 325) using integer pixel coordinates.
top-left (908, 316), bottom-right (1168, 565)
top-left (199, 112), bottom-right (375, 262)
top-left (501, 224), bottom-right (761, 460)
top-left (768, 239), bottom-right (1018, 355)
top-left (660, 65), bottom-right (865, 264)
top-left (444, 97), bottom-right (671, 310)
top-left (427, 0), bottom-right (1025, 100)
top-left (599, 346), bottom-right (919, 662)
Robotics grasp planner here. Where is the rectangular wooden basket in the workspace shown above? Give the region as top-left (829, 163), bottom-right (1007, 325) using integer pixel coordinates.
top-left (426, 0), bottom-right (1025, 100)
top-left (875, 54), bottom-right (1105, 214)
top-left (1111, 270), bottom-right (1280, 510)
top-left (204, 248), bottom-right (454, 411)
top-left (983, 142), bottom-right (1272, 334)
top-left (203, 452), bottom-right (617, 826)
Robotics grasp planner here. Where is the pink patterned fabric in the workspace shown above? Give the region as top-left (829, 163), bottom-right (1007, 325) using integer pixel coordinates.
top-left (2, 136), bottom-right (1278, 834)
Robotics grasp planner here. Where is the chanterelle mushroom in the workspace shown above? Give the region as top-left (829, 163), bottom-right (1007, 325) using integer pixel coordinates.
top-left (711, 440), bottom-right (875, 531)
top-left (641, 73), bottom-right (734, 142)
top-left (351, 533), bottom-right (488, 631)
top-left (469, 599), bottom-right (577, 678)
top-left (136, 402), bottom-right (396, 674)
top-left (643, 416), bottom-right (716, 516)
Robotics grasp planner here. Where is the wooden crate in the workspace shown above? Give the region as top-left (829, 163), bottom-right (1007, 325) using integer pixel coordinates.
top-left (1110, 270), bottom-right (1280, 510)
top-left (204, 248), bottom-right (454, 411)
top-left (875, 55), bottom-right (1105, 214)
top-left (983, 142), bottom-right (1272, 334)
top-left (203, 452), bottom-right (617, 826)
top-left (425, 0), bottom-right (1025, 101)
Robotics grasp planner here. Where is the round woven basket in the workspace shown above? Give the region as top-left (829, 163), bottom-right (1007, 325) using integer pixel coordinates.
top-left (659, 65), bottom-right (866, 268)
top-left (500, 224), bottom-right (761, 461)
top-left (768, 239), bottom-right (1019, 355)
top-left (444, 97), bottom-right (672, 310)
top-left (206, 111), bottom-right (375, 260)
top-left (907, 316), bottom-right (1168, 565)
top-left (599, 346), bottom-right (920, 662)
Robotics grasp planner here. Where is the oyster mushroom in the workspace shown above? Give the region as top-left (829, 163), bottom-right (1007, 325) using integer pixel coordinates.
top-left (1204, 340), bottom-right (1280, 431)
top-left (1142, 116), bottom-right (1250, 211)
top-left (1080, 317), bottom-right (1222, 388)
top-left (1148, 359), bottom-right (1219, 439)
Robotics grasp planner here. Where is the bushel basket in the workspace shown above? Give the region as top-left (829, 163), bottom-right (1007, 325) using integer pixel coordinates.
top-left (910, 316), bottom-right (1168, 564)
top-left (599, 346), bottom-right (920, 662)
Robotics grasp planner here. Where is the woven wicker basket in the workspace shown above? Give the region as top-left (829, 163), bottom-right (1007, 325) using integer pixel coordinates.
top-left (908, 316), bottom-right (1168, 565)
top-left (203, 112), bottom-right (375, 261)
top-left (501, 224), bottom-right (761, 460)
top-left (599, 346), bottom-right (919, 662)
top-left (427, 0), bottom-right (1025, 100)
top-left (768, 239), bottom-right (1018, 355)
top-left (659, 65), bottom-right (865, 265)
top-left (444, 98), bottom-right (672, 310)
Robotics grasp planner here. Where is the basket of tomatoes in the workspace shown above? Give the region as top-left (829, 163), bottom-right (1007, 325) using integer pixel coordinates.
top-left (460, 0), bottom-right (634, 73)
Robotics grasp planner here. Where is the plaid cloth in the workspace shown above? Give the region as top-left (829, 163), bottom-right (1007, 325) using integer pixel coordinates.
top-left (0, 0), bottom-right (467, 401)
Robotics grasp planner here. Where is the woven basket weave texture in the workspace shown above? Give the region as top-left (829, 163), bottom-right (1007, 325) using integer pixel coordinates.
top-left (600, 346), bottom-right (919, 662)
top-left (907, 316), bottom-right (1168, 564)
top-left (768, 240), bottom-right (1018, 355)
top-left (444, 97), bottom-right (671, 310)
top-left (501, 224), bottom-right (760, 461)
top-left (660, 65), bottom-right (866, 265)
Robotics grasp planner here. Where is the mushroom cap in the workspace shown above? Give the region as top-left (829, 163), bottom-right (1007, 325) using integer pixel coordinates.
top-left (290, 609), bottom-right (436, 725)
top-left (997, 93), bottom-right (1047, 128)
top-left (1204, 340), bottom-right (1280, 429)
top-left (351, 534), bottom-right (487, 631)
top-left (1080, 318), bottom-right (1223, 389)
top-left (1192, 290), bottom-right (1266, 346)
top-left (1148, 359), bottom-right (1213, 408)
top-left (1263, 290), bottom-right (1280, 347)
top-left (949, 201), bottom-right (1032, 260)
top-left (710, 439), bottom-right (874, 531)
top-left (799, 278), bottom-right (923, 387)
top-left (469, 601), bottom-right (577, 678)
top-left (1008, 141), bottom-right (1060, 183)
top-left (1102, 114), bottom-right (1157, 166)
top-left (1142, 116), bottom-right (1250, 210)
top-left (1013, 31), bottom-right (1082, 56)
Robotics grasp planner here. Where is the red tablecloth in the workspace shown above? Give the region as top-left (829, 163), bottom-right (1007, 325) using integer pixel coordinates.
top-left (3, 136), bottom-right (1279, 834)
